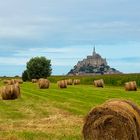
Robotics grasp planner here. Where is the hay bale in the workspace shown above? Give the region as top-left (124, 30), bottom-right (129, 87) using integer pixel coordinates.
top-left (57, 80), bottom-right (67, 88)
top-left (67, 79), bottom-right (73, 85)
top-left (10, 79), bottom-right (17, 84)
top-left (38, 78), bottom-right (50, 89)
top-left (3, 80), bottom-right (10, 84)
top-left (1, 83), bottom-right (20, 100)
top-left (125, 81), bottom-right (137, 91)
top-left (3, 79), bottom-right (21, 85)
top-left (64, 80), bottom-right (68, 85)
top-left (73, 79), bottom-right (80, 85)
top-left (83, 99), bottom-right (140, 140)
top-left (32, 79), bottom-right (38, 83)
top-left (7, 79), bottom-right (17, 85)
top-left (15, 79), bottom-right (23, 84)
top-left (93, 79), bottom-right (104, 88)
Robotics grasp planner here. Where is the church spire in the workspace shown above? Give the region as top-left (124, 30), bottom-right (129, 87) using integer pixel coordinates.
top-left (93, 45), bottom-right (96, 56)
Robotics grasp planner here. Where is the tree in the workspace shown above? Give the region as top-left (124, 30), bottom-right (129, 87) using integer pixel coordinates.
top-left (22, 70), bottom-right (29, 81)
top-left (26, 56), bottom-right (52, 80)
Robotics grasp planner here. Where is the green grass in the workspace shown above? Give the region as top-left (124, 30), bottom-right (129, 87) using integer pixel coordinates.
top-left (1, 82), bottom-right (140, 139)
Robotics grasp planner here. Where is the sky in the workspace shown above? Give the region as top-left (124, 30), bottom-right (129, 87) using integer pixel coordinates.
top-left (0, 0), bottom-right (140, 76)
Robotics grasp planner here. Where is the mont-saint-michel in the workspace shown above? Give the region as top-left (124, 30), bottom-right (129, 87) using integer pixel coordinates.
top-left (68, 48), bottom-right (121, 75)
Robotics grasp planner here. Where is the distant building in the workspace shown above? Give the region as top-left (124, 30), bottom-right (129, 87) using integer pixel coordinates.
top-left (77, 47), bottom-right (107, 68)
top-left (68, 47), bottom-right (121, 75)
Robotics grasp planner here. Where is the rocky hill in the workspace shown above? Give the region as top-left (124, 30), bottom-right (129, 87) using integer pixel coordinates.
top-left (68, 48), bottom-right (121, 75)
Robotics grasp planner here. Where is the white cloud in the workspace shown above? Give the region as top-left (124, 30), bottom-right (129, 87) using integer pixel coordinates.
top-left (0, 46), bottom-right (92, 66)
top-left (14, 46), bottom-right (91, 57)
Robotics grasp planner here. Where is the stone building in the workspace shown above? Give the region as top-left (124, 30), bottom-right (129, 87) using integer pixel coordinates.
top-left (77, 47), bottom-right (107, 69)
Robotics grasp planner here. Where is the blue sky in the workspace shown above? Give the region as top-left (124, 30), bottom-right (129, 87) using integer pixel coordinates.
top-left (0, 0), bottom-right (140, 76)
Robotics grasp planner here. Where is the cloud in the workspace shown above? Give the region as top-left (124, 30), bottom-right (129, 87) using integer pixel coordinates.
top-left (0, 0), bottom-right (139, 45)
top-left (108, 57), bottom-right (140, 63)
top-left (13, 46), bottom-right (92, 57)
top-left (0, 57), bottom-right (28, 66)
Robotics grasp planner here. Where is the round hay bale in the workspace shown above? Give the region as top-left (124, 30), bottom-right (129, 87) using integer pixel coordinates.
top-left (3, 80), bottom-right (10, 84)
top-left (38, 78), bottom-right (50, 89)
top-left (32, 79), bottom-right (38, 83)
top-left (67, 79), bottom-right (73, 85)
top-left (83, 99), bottom-right (140, 140)
top-left (73, 79), bottom-right (80, 85)
top-left (15, 79), bottom-right (23, 84)
top-left (57, 80), bottom-right (67, 88)
top-left (64, 80), bottom-right (68, 85)
top-left (7, 79), bottom-right (17, 85)
top-left (125, 81), bottom-right (137, 91)
top-left (11, 79), bottom-right (17, 84)
top-left (1, 83), bottom-right (20, 100)
top-left (93, 79), bottom-right (104, 88)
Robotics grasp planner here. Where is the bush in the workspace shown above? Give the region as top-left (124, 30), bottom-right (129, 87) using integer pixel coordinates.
top-left (22, 70), bottom-right (29, 81)
top-left (26, 57), bottom-right (52, 80)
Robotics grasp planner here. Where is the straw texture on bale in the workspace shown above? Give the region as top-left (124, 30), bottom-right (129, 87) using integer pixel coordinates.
top-left (83, 99), bottom-right (140, 140)
top-left (67, 79), bottom-right (73, 85)
top-left (32, 79), bottom-right (38, 83)
top-left (57, 80), bottom-right (67, 88)
top-left (38, 78), bottom-right (50, 89)
top-left (94, 79), bottom-right (104, 88)
top-left (1, 83), bottom-right (20, 100)
top-left (73, 79), bottom-right (80, 85)
top-left (125, 81), bottom-right (137, 91)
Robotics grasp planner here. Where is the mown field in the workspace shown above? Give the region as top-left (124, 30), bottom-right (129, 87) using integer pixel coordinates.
top-left (0, 80), bottom-right (140, 140)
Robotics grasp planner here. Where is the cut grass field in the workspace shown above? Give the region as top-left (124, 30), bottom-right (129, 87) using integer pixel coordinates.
top-left (0, 81), bottom-right (140, 140)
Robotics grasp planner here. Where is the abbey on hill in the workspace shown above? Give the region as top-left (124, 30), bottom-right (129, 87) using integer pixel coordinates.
top-left (68, 48), bottom-right (121, 75)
